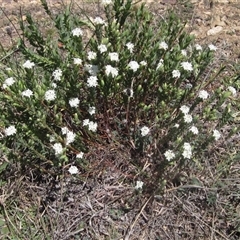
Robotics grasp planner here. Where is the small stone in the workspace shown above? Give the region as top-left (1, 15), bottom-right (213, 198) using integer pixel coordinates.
top-left (207, 26), bottom-right (223, 35)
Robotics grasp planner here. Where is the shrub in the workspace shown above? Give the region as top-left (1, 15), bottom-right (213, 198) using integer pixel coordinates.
top-left (0, 0), bottom-right (238, 190)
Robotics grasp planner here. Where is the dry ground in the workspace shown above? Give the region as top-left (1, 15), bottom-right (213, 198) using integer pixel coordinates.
top-left (0, 0), bottom-right (240, 239)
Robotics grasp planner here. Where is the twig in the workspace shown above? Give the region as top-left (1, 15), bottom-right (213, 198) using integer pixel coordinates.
top-left (124, 195), bottom-right (152, 240)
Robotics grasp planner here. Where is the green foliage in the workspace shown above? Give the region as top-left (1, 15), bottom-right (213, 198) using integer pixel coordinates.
top-left (0, 0), bottom-right (238, 187)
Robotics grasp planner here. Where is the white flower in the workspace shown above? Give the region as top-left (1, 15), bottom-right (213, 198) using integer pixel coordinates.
top-left (5, 125), bottom-right (16, 136)
top-left (87, 51), bottom-right (97, 60)
top-left (182, 142), bottom-right (192, 159)
top-left (83, 119), bottom-right (90, 126)
top-left (68, 166), bottom-right (79, 174)
top-left (227, 86), bottom-right (237, 96)
top-left (208, 44), bottom-right (217, 51)
top-left (174, 123), bottom-right (180, 128)
top-left (76, 152), bottom-right (84, 159)
top-left (73, 58), bottom-right (82, 65)
top-left (164, 150), bottom-right (175, 161)
top-left (93, 17), bottom-right (105, 25)
top-left (181, 49), bottom-right (187, 56)
top-left (140, 61), bottom-right (147, 66)
top-left (135, 181), bottom-right (144, 190)
top-left (85, 64), bottom-right (99, 76)
top-left (87, 76), bottom-right (98, 87)
top-left (195, 44), bottom-right (202, 51)
top-left (126, 42), bottom-right (134, 53)
top-left (45, 90), bottom-right (56, 101)
top-left (198, 90), bottom-right (209, 100)
top-left (213, 129), bottom-right (221, 141)
top-left (49, 135), bottom-right (55, 142)
top-left (52, 69), bottom-right (62, 81)
top-left (66, 131), bottom-right (76, 145)
top-left (172, 70), bottom-right (181, 78)
top-left (23, 60), bottom-right (35, 69)
top-left (69, 98), bottom-right (80, 107)
top-left (184, 114), bottom-right (193, 123)
top-left (128, 61), bottom-right (140, 72)
top-left (22, 89), bottom-right (33, 98)
top-left (156, 59), bottom-right (164, 70)
top-left (123, 88), bottom-right (134, 98)
top-left (109, 52), bottom-right (119, 62)
top-left (61, 127), bottom-right (68, 135)
top-left (72, 28), bottom-right (83, 37)
top-left (189, 126), bottom-right (199, 135)
top-left (105, 65), bottom-right (118, 77)
top-left (88, 121), bottom-right (98, 132)
top-left (159, 41), bottom-right (168, 50)
top-left (51, 82), bottom-right (57, 88)
top-left (101, 0), bottom-right (112, 6)
top-left (180, 105), bottom-right (190, 115)
top-left (3, 77), bottom-right (15, 89)
top-left (53, 143), bottom-right (63, 155)
top-left (185, 83), bottom-right (193, 89)
top-left (140, 126), bottom-right (150, 137)
top-left (98, 44), bottom-right (107, 53)
top-left (88, 106), bottom-right (96, 115)
top-left (181, 61), bottom-right (193, 71)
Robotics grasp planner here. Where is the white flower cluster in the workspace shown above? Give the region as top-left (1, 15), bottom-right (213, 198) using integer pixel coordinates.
top-left (126, 42), bottom-right (134, 53)
top-left (93, 17), bottom-right (105, 25)
top-left (73, 58), bottom-right (82, 65)
top-left (180, 105), bottom-right (192, 123)
top-left (52, 69), bottom-right (62, 81)
top-left (87, 76), bottom-right (98, 87)
top-left (105, 65), bottom-right (118, 77)
top-left (128, 61), bottom-right (140, 72)
top-left (22, 89), bottom-right (33, 98)
top-left (45, 90), bottom-right (56, 101)
top-left (109, 52), bottom-right (119, 62)
top-left (140, 126), bottom-right (150, 137)
top-left (164, 150), bottom-right (175, 161)
top-left (2, 77), bottom-right (15, 89)
top-left (182, 142), bottom-right (192, 159)
top-left (181, 61), bottom-right (193, 72)
top-left (61, 127), bottom-right (76, 145)
top-left (198, 90), bottom-right (209, 100)
top-left (53, 143), bottom-right (63, 155)
top-left (98, 44), bottom-right (107, 53)
top-left (69, 98), bottom-right (80, 108)
top-left (23, 60), bottom-right (35, 69)
top-left (72, 28), bottom-right (83, 37)
top-left (83, 119), bottom-right (98, 132)
top-left (159, 41), bottom-right (168, 50)
top-left (87, 51), bottom-right (97, 60)
top-left (85, 64), bottom-right (99, 76)
top-left (135, 181), bottom-right (144, 190)
top-left (4, 125), bottom-right (17, 136)
top-left (172, 69), bottom-right (181, 78)
top-left (68, 165), bottom-right (79, 174)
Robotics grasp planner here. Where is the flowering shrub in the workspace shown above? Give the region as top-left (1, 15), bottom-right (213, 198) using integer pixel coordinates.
top-left (0, 0), bottom-right (238, 187)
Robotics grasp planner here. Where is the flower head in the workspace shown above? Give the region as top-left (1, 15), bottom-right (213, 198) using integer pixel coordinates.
top-left (181, 61), bottom-right (193, 71)
top-left (87, 51), bottom-right (97, 60)
top-left (198, 90), bottom-right (209, 100)
top-left (156, 59), bottom-right (164, 70)
top-left (76, 152), bottom-right (84, 159)
top-left (72, 28), bottom-right (83, 37)
top-left (88, 121), bottom-right (98, 132)
top-left (101, 0), bottom-right (112, 6)
top-left (135, 181), bottom-right (144, 190)
top-left (23, 60), bottom-right (35, 69)
top-left (140, 61), bottom-right (147, 66)
top-left (159, 41), bottom-right (168, 50)
top-left (128, 61), bottom-right (140, 72)
top-left (53, 143), bottom-right (63, 155)
top-left (184, 114), bottom-right (192, 123)
top-left (227, 86), bottom-right (237, 96)
top-left (85, 64), bottom-right (99, 76)
top-left (181, 49), bottom-right (187, 56)
top-left (98, 44), bottom-right (107, 53)
top-left (194, 44), bottom-right (202, 51)
top-left (182, 142), bottom-right (192, 159)
top-left (126, 42), bottom-right (134, 53)
top-left (22, 89), bottom-right (33, 98)
top-left (180, 105), bottom-right (190, 115)
top-left (105, 65), bottom-right (118, 77)
top-left (73, 58), bottom-right (82, 65)
top-left (164, 150), bottom-right (175, 161)
top-left (109, 52), bottom-right (119, 62)
top-left (93, 17), bottom-right (105, 25)
top-left (189, 126), bottom-right (199, 135)
top-left (45, 90), bottom-right (56, 101)
top-left (88, 106), bottom-right (96, 115)
top-left (5, 125), bottom-right (17, 136)
top-left (208, 44), bottom-right (217, 51)
top-left (66, 131), bottom-right (76, 145)
top-left (52, 69), bottom-right (62, 81)
top-left (68, 166), bottom-right (79, 174)
top-left (140, 126), bottom-right (150, 137)
top-left (87, 76), bottom-right (98, 87)
top-left (213, 129), bottom-right (221, 141)
top-left (3, 77), bottom-right (15, 89)
top-left (69, 98), bottom-right (80, 107)
top-left (172, 70), bottom-right (181, 78)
